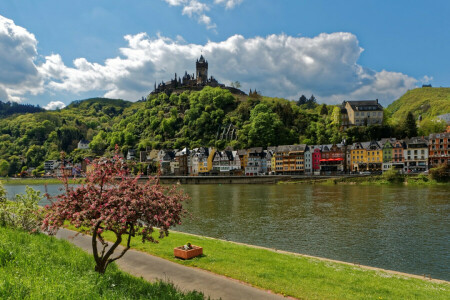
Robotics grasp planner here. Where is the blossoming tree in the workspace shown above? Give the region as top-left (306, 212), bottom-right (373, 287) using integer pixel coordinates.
top-left (42, 156), bottom-right (187, 274)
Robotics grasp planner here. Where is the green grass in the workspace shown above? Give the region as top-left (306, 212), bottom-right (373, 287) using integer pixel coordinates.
top-left (73, 226), bottom-right (449, 299)
top-left (0, 178), bottom-right (84, 185)
top-left (0, 226), bottom-right (204, 300)
top-left (387, 87), bottom-right (450, 121)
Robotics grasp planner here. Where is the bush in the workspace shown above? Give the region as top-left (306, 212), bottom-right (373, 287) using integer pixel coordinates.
top-left (382, 168), bottom-right (404, 183)
top-left (0, 186), bottom-right (43, 232)
top-left (0, 182), bottom-right (7, 226)
top-left (429, 164), bottom-right (450, 182)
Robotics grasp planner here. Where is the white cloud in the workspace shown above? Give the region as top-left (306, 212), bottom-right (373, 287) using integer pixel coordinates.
top-left (44, 101), bottom-right (66, 110)
top-left (163, 0), bottom-right (216, 30)
top-left (214, 0), bottom-right (243, 9)
top-left (38, 32), bottom-right (418, 105)
top-left (0, 15), bottom-right (45, 101)
top-left (0, 13), bottom-right (421, 106)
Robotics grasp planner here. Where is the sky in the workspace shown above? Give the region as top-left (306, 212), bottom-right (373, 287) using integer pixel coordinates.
top-left (0, 0), bottom-right (449, 109)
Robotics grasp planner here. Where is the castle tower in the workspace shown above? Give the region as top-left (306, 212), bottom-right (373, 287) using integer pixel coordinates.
top-left (196, 55), bottom-right (208, 85)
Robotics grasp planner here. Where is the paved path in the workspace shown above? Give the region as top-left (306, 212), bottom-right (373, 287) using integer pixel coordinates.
top-left (56, 229), bottom-right (287, 300)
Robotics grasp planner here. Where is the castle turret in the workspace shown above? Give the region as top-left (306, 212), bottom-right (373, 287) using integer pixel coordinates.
top-left (196, 55), bottom-right (208, 85)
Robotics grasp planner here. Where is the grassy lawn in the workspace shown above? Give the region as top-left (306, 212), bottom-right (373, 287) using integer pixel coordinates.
top-left (0, 177), bottom-right (84, 185)
top-left (80, 227), bottom-right (449, 300)
top-left (0, 226), bottom-right (204, 300)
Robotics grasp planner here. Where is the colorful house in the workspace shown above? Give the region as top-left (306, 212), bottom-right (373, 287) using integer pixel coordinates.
top-left (429, 132), bottom-right (450, 168)
top-left (366, 141), bottom-right (382, 171)
top-left (350, 142), bottom-right (368, 172)
top-left (198, 148), bottom-right (216, 175)
top-left (312, 146), bottom-right (322, 174)
top-left (404, 137), bottom-right (428, 172)
top-left (320, 144), bottom-right (344, 174)
top-left (304, 145), bottom-right (312, 174)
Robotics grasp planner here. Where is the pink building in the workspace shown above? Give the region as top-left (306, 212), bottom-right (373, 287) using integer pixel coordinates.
top-left (312, 147), bottom-right (322, 171)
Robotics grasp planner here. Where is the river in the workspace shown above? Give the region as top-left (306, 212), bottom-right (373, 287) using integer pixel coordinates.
top-left (4, 183), bottom-right (449, 281)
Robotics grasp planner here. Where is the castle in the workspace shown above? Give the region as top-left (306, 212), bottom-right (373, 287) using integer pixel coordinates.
top-left (151, 55), bottom-right (246, 95)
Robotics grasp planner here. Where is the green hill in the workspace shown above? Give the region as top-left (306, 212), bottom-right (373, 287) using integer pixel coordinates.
top-left (2, 87), bottom-right (447, 176)
top-left (387, 87), bottom-right (450, 121)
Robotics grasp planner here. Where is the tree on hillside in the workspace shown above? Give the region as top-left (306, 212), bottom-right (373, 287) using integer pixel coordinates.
top-left (230, 81), bottom-right (241, 88)
top-left (243, 103), bottom-right (283, 147)
top-left (42, 154), bottom-right (188, 274)
top-left (297, 95), bottom-right (308, 106)
top-left (403, 111), bottom-right (418, 138)
top-left (320, 104), bottom-right (328, 115)
top-left (306, 95), bottom-right (318, 109)
top-left (0, 159), bottom-right (10, 177)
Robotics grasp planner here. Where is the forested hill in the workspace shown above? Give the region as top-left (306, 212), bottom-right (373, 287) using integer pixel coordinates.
top-left (0, 87), bottom-right (446, 176)
top-left (0, 100), bottom-right (44, 117)
top-left (66, 97), bottom-right (133, 111)
top-left (387, 87), bottom-right (450, 120)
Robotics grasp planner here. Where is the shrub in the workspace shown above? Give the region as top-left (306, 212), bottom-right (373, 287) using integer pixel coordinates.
top-left (0, 186), bottom-right (43, 232)
top-left (429, 164), bottom-right (450, 182)
top-left (0, 181), bottom-right (6, 226)
top-left (382, 168), bottom-right (404, 183)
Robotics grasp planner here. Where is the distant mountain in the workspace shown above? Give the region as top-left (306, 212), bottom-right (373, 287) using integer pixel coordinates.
top-left (387, 87), bottom-right (450, 120)
top-left (0, 100), bottom-right (45, 117)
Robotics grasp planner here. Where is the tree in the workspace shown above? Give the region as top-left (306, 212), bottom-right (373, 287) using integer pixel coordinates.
top-left (0, 159), bottom-right (9, 177)
top-left (230, 81), bottom-right (241, 88)
top-left (42, 155), bottom-right (188, 274)
top-left (403, 111), bottom-right (418, 138)
top-left (244, 103), bottom-right (283, 147)
top-left (305, 95), bottom-right (318, 109)
top-left (297, 95), bottom-right (307, 106)
top-left (320, 104), bottom-right (328, 115)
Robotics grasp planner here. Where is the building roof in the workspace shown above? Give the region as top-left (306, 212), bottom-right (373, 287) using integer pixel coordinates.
top-left (429, 132), bottom-right (450, 139)
top-left (343, 100), bottom-right (383, 111)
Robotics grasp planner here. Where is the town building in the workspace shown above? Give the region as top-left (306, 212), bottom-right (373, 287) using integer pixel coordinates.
top-left (77, 139), bottom-right (90, 150)
top-left (404, 137), bottom-right (429, 172)
top-left (350, 142), bottom-right (369, 172)
top-left (273, 145), bottom-right (306, 175)
top-left (365, 141), bottom-right (382, 171)
top-left (340, 100), bottom-right (383, 128)
top-left (303, 146), bottom-right (312, 174)
top-left (311, 146), bottom-right (322, 175)
top-left (428, 132), bottom-right (450, 168)
top-left (319, 144), bottom-right (345, 174)
top-left (381, 139), bottom-right (405, 172)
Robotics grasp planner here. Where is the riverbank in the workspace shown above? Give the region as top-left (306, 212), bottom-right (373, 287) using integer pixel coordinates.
top-left (0, 174), bottom-right (365, 186)
top-left (318, 174), bottom-right (449, 186)
top-left (67, 225), bottom-right (449, 299)
top-left (0, 177), bottom-right (84, 185)
top-left (0, 226), bottom-right (204, 299)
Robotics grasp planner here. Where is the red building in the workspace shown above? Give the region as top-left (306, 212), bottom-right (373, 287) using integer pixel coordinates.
top-left (429, 132), bottom-right (450, 167)
top-left (320, 144), bottom-right (345, 174)
top-left (312, 147), bottom-right (321, 173)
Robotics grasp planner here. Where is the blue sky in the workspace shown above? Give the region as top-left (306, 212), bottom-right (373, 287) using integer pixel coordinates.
top-left (0, 0), bottom-right (448, 109)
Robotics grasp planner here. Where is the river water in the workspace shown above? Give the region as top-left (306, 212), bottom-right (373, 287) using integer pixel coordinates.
top-left (4, 183), bottom-right (449, 281)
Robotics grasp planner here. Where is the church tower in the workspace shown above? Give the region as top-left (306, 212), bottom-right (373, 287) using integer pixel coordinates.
top-left (196, 55), bottom-right (208, 85)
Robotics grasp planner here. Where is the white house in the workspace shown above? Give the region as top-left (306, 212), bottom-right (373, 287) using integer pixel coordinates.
top-left (77, 139), bottom-right (90, 150)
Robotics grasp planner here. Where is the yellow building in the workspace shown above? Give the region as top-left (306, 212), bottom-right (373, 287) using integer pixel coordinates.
top-left (365, 141), bottom-right (382, 171)
top-left (351, 141), bottom-right (382, 172)
top-left (198, 148), bottom-right (216, 174)
top-left (350, 142), bottom-right (367, 172)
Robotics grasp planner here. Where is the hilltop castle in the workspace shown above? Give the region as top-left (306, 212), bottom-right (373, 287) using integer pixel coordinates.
top-left (151, 55), bottom-right (246, 95)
